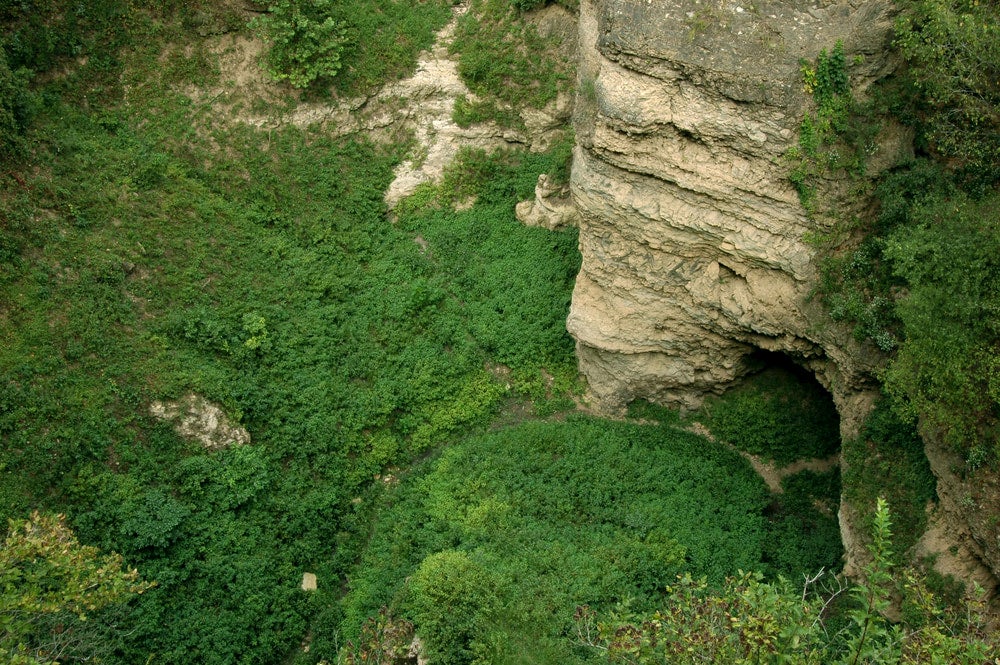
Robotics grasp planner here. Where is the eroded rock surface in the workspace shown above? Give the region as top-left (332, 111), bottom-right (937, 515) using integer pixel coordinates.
top-left (568, 0), bottom-right (896, 417)
top-left (563, 0), bottom-right (1000, 586)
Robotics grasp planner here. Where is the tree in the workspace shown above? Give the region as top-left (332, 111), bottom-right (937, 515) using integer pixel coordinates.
top-left (894, 0), bottom-right (1000, 188)
top-left (0, 511), bottom-right (155, 664)
top-left (250, 0), bottom-right (348, 89)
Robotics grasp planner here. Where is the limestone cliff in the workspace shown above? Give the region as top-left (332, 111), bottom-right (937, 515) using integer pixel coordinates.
top-left (568, 0), bottom-right (898, 420)
top-left (561, 0), bottom-right (1000, 594)
top-left (563, 0), bottom-right (953, 583)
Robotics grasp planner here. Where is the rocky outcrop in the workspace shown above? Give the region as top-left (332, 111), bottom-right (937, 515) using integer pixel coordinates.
top-left (516, 173), bottom-right (580, 229)
top-left (568, 0), bottom-right (897, 419)
top-left (150, 393), bottom-right (250, 450)
top-left (562, 0), bottom-right (1000, 585)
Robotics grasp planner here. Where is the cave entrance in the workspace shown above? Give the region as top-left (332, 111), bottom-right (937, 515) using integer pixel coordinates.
top-left (703, 348), bottom-right (845, 576)
top-left (708, 348), bottom-right (842, 468)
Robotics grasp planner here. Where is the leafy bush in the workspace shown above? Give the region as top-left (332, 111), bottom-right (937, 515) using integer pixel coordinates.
top-left (0, 512), bottom-right (154, 665)
top-left (882, 191), bottom-right (1000, 455)
top-left (841, 399), bottom-right (937, 554)
top-left (341, 417), bottom-right (843, 663)
top-left (578, 499), bottom-right (999, 664)
top-left (894, 0), bottom-right (1000, 190)
top-left (250, 0), bottom-right (348, 88)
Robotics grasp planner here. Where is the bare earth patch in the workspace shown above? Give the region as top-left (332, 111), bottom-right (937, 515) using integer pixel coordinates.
top-left (688, 421), bottom-right (838, 494)
top-left (149, 393), bottom-right (250, 450)
top-left (175, 2), bottom-right (571, 210)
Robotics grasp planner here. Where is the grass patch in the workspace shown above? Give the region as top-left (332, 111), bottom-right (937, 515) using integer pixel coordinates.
top-left (450, 0), bottom-right (572, 127)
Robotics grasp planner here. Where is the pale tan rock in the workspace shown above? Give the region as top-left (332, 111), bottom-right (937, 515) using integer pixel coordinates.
top-left (516, 174), bottom-right (580, 230)
top-left (568, 0), bottom-right (894, 412)
top-left (565, 0), bottom-right (987, 583)
top-left (149, 393), bottom-right (249, 450)
top-left (301, 572), bottom-right (317, 592)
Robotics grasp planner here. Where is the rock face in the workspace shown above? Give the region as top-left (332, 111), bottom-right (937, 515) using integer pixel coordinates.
top-left (150, 393), bottom-right (250, 450)
top-left (567, 0), bottom-right (895, 419)
top-left (564, 0), bottom-right (927, 580)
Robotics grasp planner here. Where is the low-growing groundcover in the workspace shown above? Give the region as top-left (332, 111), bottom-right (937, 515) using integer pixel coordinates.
top-left (2, 2), bottom-right (846, 663)
top-left (0, 87), bottom-right (580, 665)
top-left (342, 417), bottom-right (844, 664)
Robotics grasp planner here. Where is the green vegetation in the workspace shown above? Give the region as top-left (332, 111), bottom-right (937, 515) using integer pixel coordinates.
top-left (786, 41), bottom-right (878, 213)
top-left (250, 0), bottom-right (348, 89)
top-left (702, 363), bottom-right (842, 464)
top-left (3, 0), bottom-right (996, 663)
top-left (451, 0), bottom-right (573, 128)
top-left (341, 417), bottom-right (841, 664)
top-left (842, 400), bottom-right (937, 556)
top-left (578, 499), bottom-right (998, 664)
top-left (252, 0), bottom-right (452, 94)
top-left (804, 0), bottom-right (1000, 461)
top-left (1, 512), bottom-right (154, 665)
top-left (894, 0), bottom-right (1000, 190)
top-left (0, 2), bottom-right (583, 661)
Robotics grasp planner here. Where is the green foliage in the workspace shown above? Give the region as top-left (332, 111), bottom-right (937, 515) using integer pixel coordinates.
top-left (841, 399), bottom-right (937, 555)
top-left (0, 0), bottom-right (130, 73)
top-left (450, 0), bottom-right (571, 127)
top-left (0, 512), bottom-right (154, 664)
top-left (341, 417), bottom-right (844, 664)
top-left (838, 498), bottom-right (900, 665)
top-left (882, 191), bottom-right (1000, 453)
top-left (407, 550), bottom-right (502, 665)
top-left (894, 0), bottom-right (1000, 189)
top-left (578, 572), bottom-right (826, 664)
top-left (250, 0), bottom-right (347, 88)
top-left (807, 0), bottom-right (1000, 463)
top-left (702, 363), bottom-right (842, 464)
top-left (764, 470), bottom-right (843, 577)
top-left (787, 41), bottom-right (876, 211)
top-left (579, 500), bottom-right (999, 665)
top-left (0, 10), bottom-right (581, 655)
top-left (0, 50), bottom-right (33, 159)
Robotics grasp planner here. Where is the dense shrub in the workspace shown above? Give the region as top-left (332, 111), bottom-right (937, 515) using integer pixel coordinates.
top-left (250, 0), bottom-right (348, 88)
top-left (842, 399), bottom-right (937, 556)
top-left (341, 416), bottom-right (846, 663)
top-left (895, 0), bottom-right (1000, 190)
top-left (703, 364), bottom-right (842, 464)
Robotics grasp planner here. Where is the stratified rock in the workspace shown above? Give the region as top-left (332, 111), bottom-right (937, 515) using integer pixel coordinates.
top-left (568, 0), bottom-right (896, 417)
top-left (563, 0), bottom-right (1000, 587)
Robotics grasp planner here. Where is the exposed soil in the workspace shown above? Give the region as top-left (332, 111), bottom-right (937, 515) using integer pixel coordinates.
top-left (687, 421), bottom-right (838, 494)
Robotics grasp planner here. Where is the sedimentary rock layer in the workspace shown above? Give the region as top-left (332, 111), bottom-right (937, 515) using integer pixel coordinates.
top-left (568, 0), bottom-right (894, 415)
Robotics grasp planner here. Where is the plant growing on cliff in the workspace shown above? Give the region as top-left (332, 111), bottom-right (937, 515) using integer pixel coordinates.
top-left (894, 0), bottom-right (1000, 191)
top-left (786, 41), bottom-right (877, 212)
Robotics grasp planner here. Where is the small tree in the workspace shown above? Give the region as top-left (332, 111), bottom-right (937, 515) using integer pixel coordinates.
top-left (0, 512), bottom-right (155, 664)
top-left (250, 0), bottom-right (348, 89)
